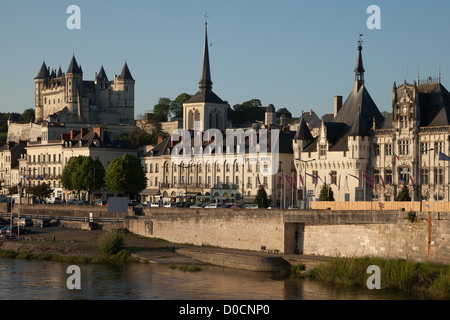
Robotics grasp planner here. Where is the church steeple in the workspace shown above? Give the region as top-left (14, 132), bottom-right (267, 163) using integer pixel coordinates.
top-left (354, 34), bottom-right (365, 91)
top-left (198, 21), bottom-right (213, 92)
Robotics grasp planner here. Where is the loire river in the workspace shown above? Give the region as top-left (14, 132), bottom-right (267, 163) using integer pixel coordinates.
top-left (0, 258), bottom-right (417, 300)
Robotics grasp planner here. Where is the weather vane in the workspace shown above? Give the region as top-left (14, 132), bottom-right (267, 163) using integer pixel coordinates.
top-left (204, 12), bottom-right (209, 25)
top-left (358, 33), bottom-right (364, 46)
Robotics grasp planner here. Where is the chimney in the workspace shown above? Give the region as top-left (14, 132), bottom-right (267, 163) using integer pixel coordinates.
top-left (92, 127), bottom-right (103, 141)
top-left (70, 129), bottom-right (80, 140)
top-left (81, 127), bottom-right (88, 137)
top-left (334, 96), bottom-right (343, 118)
top-left (157, 136), bottom-right (163, 145)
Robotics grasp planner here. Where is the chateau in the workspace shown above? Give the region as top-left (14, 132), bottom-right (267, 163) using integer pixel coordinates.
top-left (140, 22), bottom-right (296, 206)
top-left (34, 56), bottom-right (135, 125)
top-left (294, 39), bottom-right (450, 204)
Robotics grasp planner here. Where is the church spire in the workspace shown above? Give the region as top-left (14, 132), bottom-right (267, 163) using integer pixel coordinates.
top-left (354, 34), bottom-right (365, 91)
top-left (199, 20), bottom-right (213, 92)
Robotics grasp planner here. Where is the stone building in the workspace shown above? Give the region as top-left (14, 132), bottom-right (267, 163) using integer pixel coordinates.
top-left (293, 41), bottom-right (384, 204)
top-left (34, 56), bottom-right (135, 125)
top-left (140, 22), bottom-right (295, 207)
top-left (373, 77), bottom-right (450, 201)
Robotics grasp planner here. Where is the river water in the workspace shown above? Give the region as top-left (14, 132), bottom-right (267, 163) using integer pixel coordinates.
top-left (0, 258), bottom-right (418, 301)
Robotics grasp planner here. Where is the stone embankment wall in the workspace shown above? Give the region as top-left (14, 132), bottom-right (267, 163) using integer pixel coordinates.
top-left (125, 209), bottom-right (287, 253)
top-left (300, 212), bottom-right (449, 264)
top-left (126, 208), bottom-right (450, 264)
top-left (10, 204), bottom-right (132, 219)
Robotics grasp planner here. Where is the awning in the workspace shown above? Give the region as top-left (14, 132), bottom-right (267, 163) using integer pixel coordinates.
top-left (139, 189), bottom-right (160, 196)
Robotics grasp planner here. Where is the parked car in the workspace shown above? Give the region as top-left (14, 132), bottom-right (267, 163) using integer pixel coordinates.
top-left (190, 203), bottom-right (205, 208)
top-left (18, 217), bottom-right (33, 227)
top-left (268, 205), bottom-right (280, 209)
top-left (204, 203), bottom-right (222, 209)
top-left (288, 206), bottom-right (298, 210)
top-left (67, 199), bottom-right (77, 205)
top-left (176, 202), bottom-right (191, 208)
top-left (7, 226), bottom-right (27, 235)
top-left (163, 202), bottom-right (177, 208)
top-left (47, 197), bottom-right (62, 204)
top-left (0, 217), bottom-right (8, 225)
top-left (244, 204), bottom-right (259, 209)
top-left (95, 200), bottom-right (107, 206)
top-left (34, 218), bottom-right (50, 228)
top-left (0, 226), bottom-right (9, 234)
top-left (75, 201), bottom-right (90, 206)
top-left (230, 204), bottom-right (243, 209)
top-left (134, 203), bottom-right (147, 208)
top-left (150, 202), bottom-right (161, 207)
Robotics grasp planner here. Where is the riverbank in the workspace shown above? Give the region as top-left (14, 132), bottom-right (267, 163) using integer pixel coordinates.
top-left (293, 256), bottom-right (450, 299)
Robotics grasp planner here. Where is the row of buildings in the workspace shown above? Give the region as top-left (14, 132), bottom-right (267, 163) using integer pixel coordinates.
top-left (2, 22), bottom-right (450, 206)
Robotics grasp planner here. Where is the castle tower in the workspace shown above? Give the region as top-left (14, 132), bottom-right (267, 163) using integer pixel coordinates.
top-left (112, 62), bottom-right (135, 124)
top-left (183, 21), bottom-right (228, 131)
top-left (34, 61), bottom-right (49, 123)
top-left (65, 55), bottom-right (83, 122)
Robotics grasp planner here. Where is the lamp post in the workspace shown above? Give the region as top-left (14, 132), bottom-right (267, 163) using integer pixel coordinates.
top-left (296, 158), bottom-right (316, 209)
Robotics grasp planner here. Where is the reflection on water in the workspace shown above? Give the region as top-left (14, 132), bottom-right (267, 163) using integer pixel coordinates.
top-left (0, 258), bottom-right (416, 300)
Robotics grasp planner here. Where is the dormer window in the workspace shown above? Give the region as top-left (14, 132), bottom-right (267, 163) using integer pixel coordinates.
top-left (319, 144), bottom-right (327, 157)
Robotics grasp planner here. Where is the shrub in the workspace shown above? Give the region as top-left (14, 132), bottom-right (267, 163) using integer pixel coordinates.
top-left (98, 230), bottom-right (125, 256)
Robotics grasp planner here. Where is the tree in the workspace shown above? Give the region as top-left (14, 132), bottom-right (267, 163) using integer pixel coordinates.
top-left (29, 183), bottom-right (53, 202)
top-left (104, 153), bottom-right (147, 197)
top-left (397, 186), bottom-right (411, 201)
top-left (61, 156), bottom-right (105, 200)
top-left (7, 185), bottom-right (18, 196)
top-left (171, 93), bottom-right (192, 119)
top-left (152, 97), bottom-right (172, 123)
top-left (319, 184), bottom-right (335, 201)
top-left (229, 99), bottom-right (266, 124)
top-left (254, 186), bottom-right (269, 208)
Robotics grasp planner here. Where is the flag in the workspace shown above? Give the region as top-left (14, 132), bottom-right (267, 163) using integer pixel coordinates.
top-left (329, 173), bottom-right (337, 185)
top-left (338, 176), bottom-right (341, 191)
top-left (285, 174), bottom-right (292, 188)
top-left (37, 175), bottom-right (44, 181)
top-left (394, 154), bottom-right (400, 161)
top-left (257, 174), bottom-right (262, 186)
top-left (348, 174), bottom-right (360, 181)
top-left (363, 173), bottom-right (374, 188)
top-left (293, 173), bottom-right (297, 188)
top-left (409, 176), bottom-right (415, 190)
top-left (380, 175), bottom-right (386, 189)
top-left (23, 176), bottom-right (29, 181)
top-left (299, 174), bottom-right (304, 186)
top-left (280, 173), bottom-right (283, 188)
top-left (439, 152), bottom-right (450, 161)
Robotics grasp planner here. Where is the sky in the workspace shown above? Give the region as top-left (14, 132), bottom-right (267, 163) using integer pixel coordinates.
top-left (0, 0), bottom-right (450, 119)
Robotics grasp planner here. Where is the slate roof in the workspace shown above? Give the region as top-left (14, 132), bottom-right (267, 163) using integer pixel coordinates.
top-left (119, 62), bottom-right (133, 80)
top-left (333, 85), bottom-right (384, 130)
top-left (67, 55), bottom-right (82, 74)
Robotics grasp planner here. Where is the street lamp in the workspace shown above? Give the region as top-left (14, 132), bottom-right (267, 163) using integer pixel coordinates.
top-left (296, 158), bottom-right (316, 209)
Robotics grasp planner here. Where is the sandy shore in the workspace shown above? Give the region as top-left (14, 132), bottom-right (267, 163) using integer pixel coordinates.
top-left (0, 226), bottom-right (205, 265)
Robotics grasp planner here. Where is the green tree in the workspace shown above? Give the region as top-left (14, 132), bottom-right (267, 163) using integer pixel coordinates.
top-left (230, 99), bottom-right (266, 123)
top-left (319, 184), bottom-right (335, 201)
top-left (397, 186), bottom-right (411, 201)
top-left (29, 183), bottom-right (53, 202)
top-left (61, 156), bottom-right (105, 200)
top-left (152, 97), bottom-right (172, 123)
top-left (104, 153), bottom-right (147, 197)
top-left (171, 93), bottom-right (192, 119)
top-left (254, 186), bottom-right (269, 208)
top-left (7, 185), bottom-right (18, 196)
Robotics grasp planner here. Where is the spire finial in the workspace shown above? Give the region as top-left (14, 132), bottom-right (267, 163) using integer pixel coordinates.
top-left (204, 11), bottom-right (209, 25)
top-left (358, 33), bottom-right (363, 49)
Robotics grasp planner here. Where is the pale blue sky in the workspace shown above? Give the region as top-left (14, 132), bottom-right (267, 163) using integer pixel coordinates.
top-left (0, 0), bottom-right (449, 119)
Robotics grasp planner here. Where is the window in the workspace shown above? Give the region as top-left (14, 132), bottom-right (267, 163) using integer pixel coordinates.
top-left (263, 177), bottom-right (268, 187)
top-left (421, 169), bottom-right (429, 185)
top-left (385, 169), bottom-right (393, 185)
top-left (374, 144), bottom-right (380, 156)
top-left (420, 143), bottom-right (430, 155)
top-left (400, 116), bottom-right (408, 128)
top-left (398, 168), bottom-right (409, 185)
top-left (330, 171), bottom-right (337, 184)
top-left (320, 144), bottom-right (327, 157)
top-left (312, 170), bottom-right (319, 184)
top-left (435, 142), bottom-right (444, 154)
top-left (385, 143), bottom-right (392, 156)
top-left (235, 176), bottom-right (239, 185)
top-left (434, 168), bottom-right (443, 185)
top-left (374, 170), bottom-right (380, 185)
top-left (399, 140), bottom-right (409, 155)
